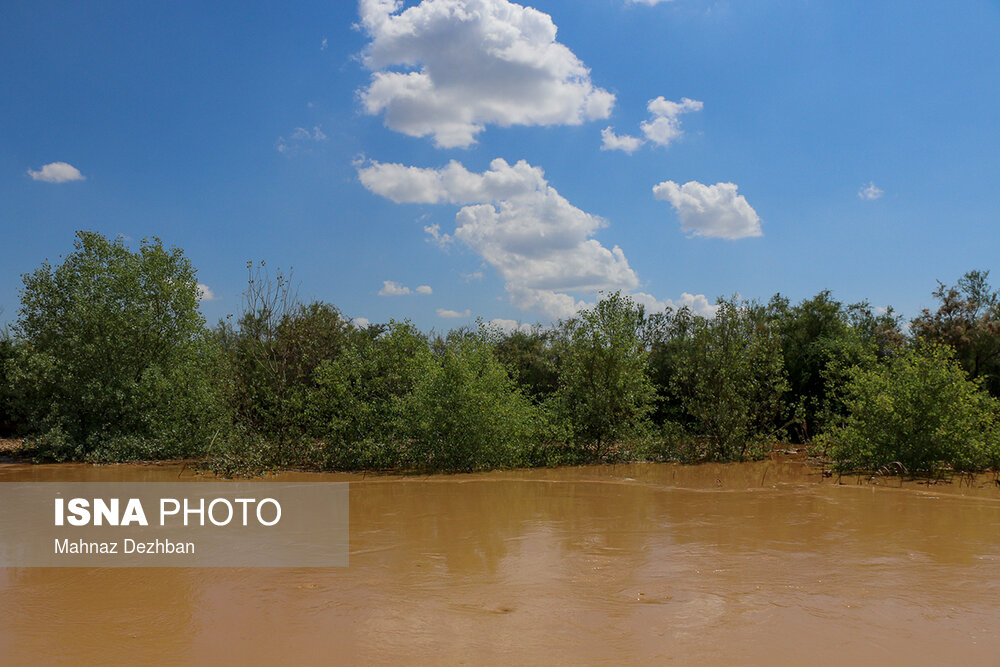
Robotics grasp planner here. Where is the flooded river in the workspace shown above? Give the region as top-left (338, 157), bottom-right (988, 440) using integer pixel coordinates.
top-left (2, 457), bottom-right (999, 665)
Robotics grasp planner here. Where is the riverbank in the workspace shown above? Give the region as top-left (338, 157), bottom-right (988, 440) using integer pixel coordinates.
top-left (2, 442), bottom-right (999, 501)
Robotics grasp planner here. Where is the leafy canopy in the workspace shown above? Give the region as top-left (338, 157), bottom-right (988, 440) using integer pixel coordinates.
top-left (10, 231), bottom-right (220, 460)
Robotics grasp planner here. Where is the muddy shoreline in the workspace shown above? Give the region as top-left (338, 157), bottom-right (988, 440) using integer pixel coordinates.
top-left (2, 442), bottom-right (999, 500)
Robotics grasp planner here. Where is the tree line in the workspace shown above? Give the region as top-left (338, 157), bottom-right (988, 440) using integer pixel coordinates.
top-left (2, 231), bottom-right (999, 476)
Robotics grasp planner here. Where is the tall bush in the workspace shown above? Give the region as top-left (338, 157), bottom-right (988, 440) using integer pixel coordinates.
top-left (492, 326), bottom-right (561, 402)
top-left (9, 231), bottom-right (222, 460)
top-left (402, 329), bottom-right (544, 471)
top-left (552, 292), bottom-right (655, 457)
top-left (668, 299), bottom-right (788, 460)
top-left (0, 328), bottom-right (18, 435)
top-left (307, 321), bottom-right (429, 468)
top-left (823, 343), bottom-right (1000, 472)
top-left (910, 270), bottom-right (1000, 395)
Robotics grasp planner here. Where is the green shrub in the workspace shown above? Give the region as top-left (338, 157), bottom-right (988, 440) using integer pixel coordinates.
top-left (667, 299), bottom-right (788, 461)
top-left (9, 231), bottom-right (223, 461)
top-left (491, 326), bottom-right (560, 402)
top-left (910, 270), bottom-right (1000, 395)
top-left (823, 343), bottom-right (1000, 472)
top-left (551, 292), bottom-right (655, 458)
top-left (307, 321), bottom-right (429, 469)
top-left (0, 332), bottom-right (19, 435)
top-left (402, 329), bottom-right (544, 471)
top-left (217, 262), bottom-right (359, 444)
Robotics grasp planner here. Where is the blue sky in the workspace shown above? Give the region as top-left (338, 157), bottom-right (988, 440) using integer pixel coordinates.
top-left (3, 0), bottom-right (1000, 331)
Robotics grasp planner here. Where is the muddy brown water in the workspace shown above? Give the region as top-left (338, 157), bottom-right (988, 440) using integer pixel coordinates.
top-left (2, 457), bottom-right (999, 665)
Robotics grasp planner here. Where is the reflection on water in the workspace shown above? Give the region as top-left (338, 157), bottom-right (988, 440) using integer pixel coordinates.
top-left (2, 458), bottom-right (999, 665)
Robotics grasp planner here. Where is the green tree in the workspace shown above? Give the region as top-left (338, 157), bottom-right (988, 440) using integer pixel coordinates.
top-left (911, 270), bottom-right (1000, 395)
top-left (824, 343), bottom-right (1000, 472)
top-left (553, 292), bottom-right (655, 457)
top-left (308, 321), bottom-right (430, 469)
top-left (767, 292), bottom-right (903, 441)
top-left (403, 328), bottom-right (543, 471)
top-left (668, 299), bottom-right (788, 460)
top-left (491, 326), bottom-right (560, 402)
top-left (9, 231), bottom-right (222, 460)
top-left (0, 321), bottom-right (18, 435)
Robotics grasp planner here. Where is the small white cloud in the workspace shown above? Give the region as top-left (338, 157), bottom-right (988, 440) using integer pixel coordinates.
top-left (276, 126), bottom-right (327, 153)
top-left (352, 316), bottom-right (371, 328)
top-left (486, 318), bottom-right (535, 334)
top-left (378, 280), bottom-right (411, 296)
top-left (640, 97), bottom-right (703, 147)
top-left (670, 292), bottom-right (719, 318)
top-left (321, 37), bottom-right (328, 51)
top-left (27, 162), bottom-right (85, 183)
top-left (379, 280), bottom-right (431, 296)
top-left (357, 0), bottom-right (615, 148)
top-left (601, 127), bottom-right (645, 154)
top-left (628, 0), bottom-right (674, 5)
top-left (461, 271), bottom-right (484, 282)
top-left (424, 223), bottom-right (453, 248)
top-left (630, 290), bottom-right (719, 318)
top-left (437, 308), bottom-right (472, 319)
top-left (858, 181), bottom-right (884, 200)
top-left (653, 180), bottom-right (762, 240)
top-left (599, 96), bottom-right (701, 154)
top-left (196, 283), bottom-right (218, 302)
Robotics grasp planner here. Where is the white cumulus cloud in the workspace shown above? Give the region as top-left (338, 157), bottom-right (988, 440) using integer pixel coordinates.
top-left (27, 162), bottom-right (85, 183)
top-left (858, 181), bottom-right (884, 200)
top-left (196, 284), bottom-right (218, 302)
top-left (437, 308), bottom-right (472, 318)
top-left (378, 280), bottom-right (411, 295)
top-left (600, 127), bottom-right (644, 154)
top-left (486, 318), bottom-right (535, 334)
top-left (599, 96), bottom-right (701, 154)
top-left (640, 97), bottom-right (703, 147)
top-left (352, 316), bottom-right (372, 328)
top-left (630, 291), bottom-right (719, 318)
top-left (359, 157), bottom-right (640, 319)
top-left (357, 0), bottom-right (615, 148)
top-left (653, 180), bottom-right (762, 240)
top-left (378, 280), bottom-right (432, 296)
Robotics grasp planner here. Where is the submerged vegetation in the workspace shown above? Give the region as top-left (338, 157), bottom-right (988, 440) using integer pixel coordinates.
top-left (3, 231), bottom-right (1000, 476)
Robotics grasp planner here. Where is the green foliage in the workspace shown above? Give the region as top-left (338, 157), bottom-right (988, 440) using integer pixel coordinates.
top-left (0, 328), bottom-right (19, 435)
top-left (768, 291), bottom-right (851, 439)
top-left (911, 270), bottom-right (1000, 395)
top-left (822, 344), bottom-right (1000, 473)
top-left (552, 292), bottom-right (655, 457)
top-left (9, 231), bottom-right (223, 460)
top-left (491, 326), bottom-right (561, 402)
top-left (307, 321), bottom-right (429, 469)
top-left (10, 232), bottom-right (1000, 475)
top-left (667, 299), bottom-right (788, 461)
top-left (402, 328), bottom-right (545, 471)
top-left (216, 263), bottom-right (366, 452)
top-left (643, 305), bottom-right (695, 427)
top-left (766, 291), bottom-right (904, 441)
